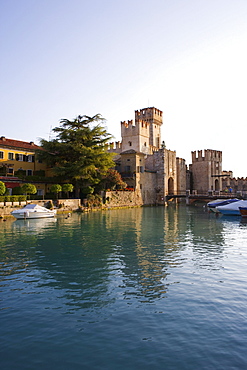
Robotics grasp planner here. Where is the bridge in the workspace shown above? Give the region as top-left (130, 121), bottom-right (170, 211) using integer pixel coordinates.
top-left (165, 190), bottom-right (246, 204)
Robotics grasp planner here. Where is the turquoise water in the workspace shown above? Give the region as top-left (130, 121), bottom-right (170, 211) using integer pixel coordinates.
top-left (1, 205), bottom-right (247, 369)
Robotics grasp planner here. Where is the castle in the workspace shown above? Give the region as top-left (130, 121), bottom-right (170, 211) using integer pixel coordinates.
top-left (108, 107), bottom-right (187, 204)
top-left (108, 106), bottom-right (247, 203)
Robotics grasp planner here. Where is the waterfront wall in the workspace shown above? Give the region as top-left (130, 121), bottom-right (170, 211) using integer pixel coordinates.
top-left (104, 190), bottom-right (144, 208)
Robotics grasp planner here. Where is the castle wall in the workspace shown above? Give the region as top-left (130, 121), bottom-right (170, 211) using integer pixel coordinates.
top-left (190, 149), bottom-right (222, 193)
top-left (222, 177), bottom-right (247, 194)
top-left (176, 158), bottom-right (187, 195)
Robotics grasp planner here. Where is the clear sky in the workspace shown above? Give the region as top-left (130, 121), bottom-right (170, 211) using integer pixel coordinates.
top-left (1, 0), bottom-right (247, 177)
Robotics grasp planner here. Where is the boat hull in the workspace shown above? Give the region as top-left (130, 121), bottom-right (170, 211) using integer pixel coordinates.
top-left (11, 204), bottom-right (57, 219)
top-left (12, 212), bottom-right (56, 219)
top-left (239, 207), bottom-right (247, 218)
top-left (216, 200), bottom-right (247, 216)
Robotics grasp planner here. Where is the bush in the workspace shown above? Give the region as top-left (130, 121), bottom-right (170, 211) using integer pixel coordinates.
top-left (4, 196), bottom-right (11, 202)
top-left (18, 195), bottom-right (26, 201)
top-left (87, 194), bottom-right (102, 207)
top-left (0, 181), bottom-right (6, 196)
top-left (11, 196), bottom-right (19, 202)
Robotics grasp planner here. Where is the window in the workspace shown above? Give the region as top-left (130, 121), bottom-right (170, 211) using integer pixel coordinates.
top-left (125, 166), bottom-right (131, 172)
top-left (16, 153), bottom-right (23, 161)
top-left (8, 168), bottom-right (14, 174)
top-left (8, 152), bottom-right (14, 160)
top-left (37, 189), bottom-right (43, 196)
top-left (26, 169), bottom-right (33, 176)
top-left (128, 141), bottom-right (132, 147)
top-left (0, 151), bottom-right (3, 159)
top-left (27, 155), bottom-right (34, 162)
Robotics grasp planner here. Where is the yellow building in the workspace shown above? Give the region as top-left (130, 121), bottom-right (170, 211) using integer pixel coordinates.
top-left (0, 136), bottom-right (48, 195)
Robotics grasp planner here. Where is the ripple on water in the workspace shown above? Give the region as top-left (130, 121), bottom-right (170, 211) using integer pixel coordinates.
top-left (1, 207), bottom-right (247, 369)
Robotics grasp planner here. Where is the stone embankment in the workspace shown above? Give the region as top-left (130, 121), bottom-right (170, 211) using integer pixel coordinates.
top-left (0, 191), bottom-right (147, 218)
top-left (0, 199), bottom-right (81, 218)
top-left (103, 190), bottom-right (144, 208)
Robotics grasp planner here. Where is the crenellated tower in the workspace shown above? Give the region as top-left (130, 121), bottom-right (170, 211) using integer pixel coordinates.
top-left (190, 149), bottom-right (223, 193)
top-left (135, 107), bottom-right (163, 150)
top-left (121, 107), bottom-right (163, 154)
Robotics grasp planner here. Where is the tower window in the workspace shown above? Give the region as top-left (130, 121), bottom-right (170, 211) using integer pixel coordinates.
top-left (128, 141), bottom-right (132, 146)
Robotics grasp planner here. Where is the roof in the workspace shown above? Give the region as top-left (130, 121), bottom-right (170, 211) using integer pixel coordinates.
top-left (121, 149), bottom-right (137, 154)
top-left (0, 136), bottom-right (41, 151)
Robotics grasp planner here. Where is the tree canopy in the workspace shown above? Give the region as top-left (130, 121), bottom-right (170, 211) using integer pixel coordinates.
top-left (50, 184), bottom-right (62, 199)
top-left (21, 183), bottom-right (37, 197)
top-left (0, 181), bottom-right (6, 195)
top-left (38, 114), bottom-right (115, 197)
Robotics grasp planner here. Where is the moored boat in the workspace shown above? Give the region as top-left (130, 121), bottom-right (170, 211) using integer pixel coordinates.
top-left (216, 200), bottom-right (247, 216)
top-left (239, 207), bottom-right (247, 218)
top-left (207, 198), bottom-right (239, 213)
top-left (11, 204), bottom-right (57, 219)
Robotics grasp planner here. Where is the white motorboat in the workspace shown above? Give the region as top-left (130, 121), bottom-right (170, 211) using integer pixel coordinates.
top-left (216, 199), bottom-right (247, 216)
top-left (11, 204), bottom-right (57, 219)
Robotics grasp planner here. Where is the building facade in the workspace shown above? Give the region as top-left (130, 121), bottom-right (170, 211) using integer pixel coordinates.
top-left (0, 136), bottom-right (48, 195)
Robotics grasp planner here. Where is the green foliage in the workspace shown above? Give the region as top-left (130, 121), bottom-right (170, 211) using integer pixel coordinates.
top-left (0, 181), bottom-right (6, 196)
top-left (18, 195), bottom-right (27, 201)
top-left (50, 184), bottom-right (62, 193)
top-left (33, 170), bottom-right (46, 176)
top-left (0, 165), bottom-right (7, 176)
top-left (11, 195), bottom-right (19, 202)
top-left (0, 195), bottom-right (26, 202)
top-left (21, 183), bottom-right (37, 195)
top-left (12, 186), bottom-right (23, 195)
top-left (62, 183), bottom-right (74, 193)
top-left (38, 114), bottom-right (115, 197)
top-left (50, 184), bottom-right (62, 199)
top-left (86, 194), bottom-right (102, 207)
top-left (15, 169), bottom-right (26, 178)
top-left (46, 200), bottom-right (54, 209)
top-left (81, 186), bottom-right (94, 196)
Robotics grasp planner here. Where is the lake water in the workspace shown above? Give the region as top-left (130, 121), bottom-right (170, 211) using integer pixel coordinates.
top-left (1, 204), bottom-right (247, 369)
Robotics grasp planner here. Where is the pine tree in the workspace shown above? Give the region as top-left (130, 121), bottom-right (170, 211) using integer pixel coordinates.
top-left (38, 115), bottom-right (114, 197)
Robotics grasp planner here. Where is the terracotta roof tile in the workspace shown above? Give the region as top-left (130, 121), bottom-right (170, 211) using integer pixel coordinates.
top-left (0, 136), bottom-right (41, 151)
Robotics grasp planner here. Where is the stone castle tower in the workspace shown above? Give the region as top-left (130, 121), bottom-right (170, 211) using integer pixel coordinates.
top-left (190, 149), bottom-right (222, 193)
top-left (121, 107), bottom-right (163, 154)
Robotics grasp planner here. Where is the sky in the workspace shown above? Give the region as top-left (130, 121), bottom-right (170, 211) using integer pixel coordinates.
top-left (1, 0), bottom-right (247, 177)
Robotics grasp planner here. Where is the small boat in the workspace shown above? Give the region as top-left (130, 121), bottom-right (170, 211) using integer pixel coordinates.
top-left (239, 207), bottom-right (247, 218)
top-left (216, 200), bottom-right (247, 216)
top-left (207, 198), bottom-right (239, 213)
top-left (11, 204), bottom-right (57, 219)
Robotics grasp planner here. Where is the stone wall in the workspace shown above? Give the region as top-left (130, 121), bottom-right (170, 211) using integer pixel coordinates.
top-left (104, 190), bottom-right (144, 208)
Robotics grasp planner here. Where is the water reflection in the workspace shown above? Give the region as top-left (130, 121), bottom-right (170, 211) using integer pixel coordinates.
top-left (0, 205), bottom-right (245, 312)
